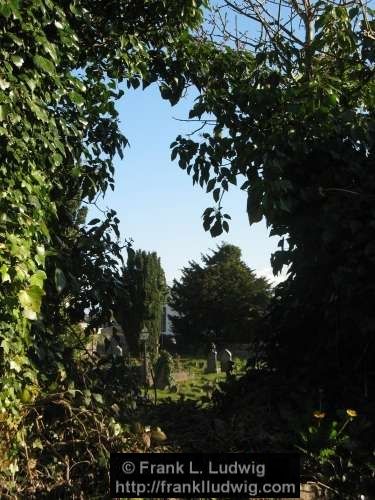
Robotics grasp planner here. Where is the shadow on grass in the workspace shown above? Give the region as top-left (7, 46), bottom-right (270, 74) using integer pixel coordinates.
top-left (135, 398), bottom-right (233, 453)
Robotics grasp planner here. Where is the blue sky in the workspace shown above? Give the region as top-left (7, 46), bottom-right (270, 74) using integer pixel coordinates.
top-left (89, 0), bottom-right (372, 286)
top-left (93, 83), bottom-right (285, 285)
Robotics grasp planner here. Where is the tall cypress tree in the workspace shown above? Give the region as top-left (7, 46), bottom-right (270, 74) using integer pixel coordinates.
top-left (117, 250), bottom-right (167, 358)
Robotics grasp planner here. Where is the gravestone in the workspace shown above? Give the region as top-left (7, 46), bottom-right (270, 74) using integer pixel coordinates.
top-left (107, 331), bottom-right (126, 359)
top-left (206, 343), bottom-right (219, 373)
top-left (155, 351), bottom-right (174, 389)
top-left (220, 348), bottom-right (233, 373)
top-left (155, 363), bottom-right (169, 389)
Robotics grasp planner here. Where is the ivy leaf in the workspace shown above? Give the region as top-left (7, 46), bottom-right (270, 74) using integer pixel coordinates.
top-left (0, 78), bottom-right (10, 90)
top-left (0, 4), bottom-right (11, 17)
top-left (11, 55), bottom-right (24, 68)
top-left (32, 438), bottom-right (44, 450)
top-left (19, 286), bottom-right (44, 320)
top-left (35, 245), bottom-right (45, 266)
top-left (0, 104), bottom-right (10, 122)
top-left (70, 91), bottom-right (85, 106)
top-left (9, 0), bottom-right (20, 12)
top-left (52, 153), bottom-right (63, 166)
top-left (29, 270), bottom-right (47, 289)
top-left (10, 359), bottom-right (22, 372)
top-left (93, 393), bottom-right (104, 404)
top-left (0, 264), bottom-right (11, 283)
top-left (33, 54), bottom-right (55, 76)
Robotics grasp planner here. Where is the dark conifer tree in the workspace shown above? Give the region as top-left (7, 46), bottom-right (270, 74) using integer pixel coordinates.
top-left (118, 250), bottom-right (167, 358)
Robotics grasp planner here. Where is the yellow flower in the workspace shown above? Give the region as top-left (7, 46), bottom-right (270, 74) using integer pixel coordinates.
top-left (346, 409), bottom-right (358, 418)
top-left (313, 411), bottom-right (326, 419)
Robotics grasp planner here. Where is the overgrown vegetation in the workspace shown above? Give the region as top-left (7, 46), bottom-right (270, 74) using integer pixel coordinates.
top-left (1, 0), bottom-right (374, 497)
top-left (173, 0), bottom-right (375, 395)
top-left (0, 0), bottom-right (207, 494)
top-left (212, 366), bottom-right (375, 498)
top-left (169, 0), bottom-right (375, 495)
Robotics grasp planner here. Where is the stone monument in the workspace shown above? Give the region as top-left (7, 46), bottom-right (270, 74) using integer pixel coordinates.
top-left (220, 348), bottom-right (233, 373)
top-left (206, 343), bottom-right (219, 373)
top-left (155, 360), bottom-right (169, 389)
top-left (155, 351), bottom-right (174, 389)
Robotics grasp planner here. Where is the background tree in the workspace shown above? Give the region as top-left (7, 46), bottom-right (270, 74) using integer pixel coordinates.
top-left (170, 243), bottom-right (271, 348)
top-left (168, 4), bottom-right (375, 495)
top-left (117, 250), bottom-right (168, 359)
top-left (171, 0), bottom-right (375, 399)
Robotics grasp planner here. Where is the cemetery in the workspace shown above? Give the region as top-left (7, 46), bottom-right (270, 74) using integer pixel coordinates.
top-left (149, 352), bottom-right (246, 403)
top-left (1, 0), bottom-right (374, 498)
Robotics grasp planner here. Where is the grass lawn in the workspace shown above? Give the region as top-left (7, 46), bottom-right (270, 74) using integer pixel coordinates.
top-left (147, 356), bottom-right (247, 403)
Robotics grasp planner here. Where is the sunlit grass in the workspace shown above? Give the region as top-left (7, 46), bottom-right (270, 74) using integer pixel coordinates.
top-left (148, 355), bottom-right (246, 403)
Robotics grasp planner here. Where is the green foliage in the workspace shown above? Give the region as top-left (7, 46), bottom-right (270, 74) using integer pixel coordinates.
top-left (169, 3), bottom-right (375, 490)
top-left (170, 1), bottom-right (375, 397)
top-left (0, 353), bottom-right (144, 497)
top-left (170, 243), bottom-right (271, 347)
top-left (1, 0), bottom-right (86, 468)
top-left (117, 250), bottom-right (168, 359)
top-left (0, 0), bottom-right (207, 488)
top-left (212, 366), bottom-right (374, 497)
top-left (296, 410), bottom-right (375, 499)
